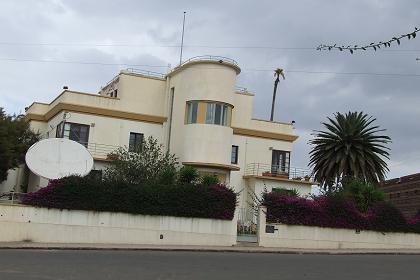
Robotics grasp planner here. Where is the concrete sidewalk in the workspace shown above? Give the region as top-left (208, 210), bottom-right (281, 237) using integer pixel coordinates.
top-left (1, 242), bottom-right (420, 255)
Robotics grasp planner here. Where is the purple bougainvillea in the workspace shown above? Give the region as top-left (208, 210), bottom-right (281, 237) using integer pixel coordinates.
top-left (263, 192), bottom-right (419, 234)
top-left (22, 176), bottom-right (237, 220)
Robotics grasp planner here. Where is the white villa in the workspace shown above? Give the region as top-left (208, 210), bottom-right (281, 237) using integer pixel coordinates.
top-left (1, 56), bottom-right (313, 208)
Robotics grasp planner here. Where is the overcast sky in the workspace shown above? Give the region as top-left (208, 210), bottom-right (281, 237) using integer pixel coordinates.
top-left (1, 0), bottom-right (419, 179)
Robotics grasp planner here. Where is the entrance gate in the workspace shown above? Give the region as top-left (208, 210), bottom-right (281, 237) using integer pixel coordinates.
top-left (237, 207), bottom-right (259, 243)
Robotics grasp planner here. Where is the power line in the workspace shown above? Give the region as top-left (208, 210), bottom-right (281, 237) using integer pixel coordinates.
top-left (1, 41), bottom-right (420, 52)
top-left (0, 57), bottom-right (166, 68)
top-left (1, 57), bottom-right (419, 78)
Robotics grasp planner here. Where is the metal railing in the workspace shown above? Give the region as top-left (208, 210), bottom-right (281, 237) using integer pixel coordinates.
top-left (237, 207), bottom-right (258, 236)
top-left (179, 55), bottom-right (239, 67)
top-left (85, 142), bottom-right (121, 159)
top-left (125, 68), bottom-right (166, 79)
top-left (244, 163), bottom-right (314, 182)
top-left (235, 86), bottom-right (248, 93)
top-left (0, 192), bottom-right (24, 204)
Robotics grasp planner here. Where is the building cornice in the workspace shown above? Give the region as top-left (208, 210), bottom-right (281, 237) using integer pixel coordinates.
top-left (26, 102), bottom-right (167, 124)
top-left (232, 127), bottom-right (299, 142)
top-left (182, 161), bottom-right (240, 171)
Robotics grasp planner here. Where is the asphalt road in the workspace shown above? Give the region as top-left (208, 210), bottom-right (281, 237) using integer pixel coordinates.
top-left (0, 250), bottom-right (419, 280)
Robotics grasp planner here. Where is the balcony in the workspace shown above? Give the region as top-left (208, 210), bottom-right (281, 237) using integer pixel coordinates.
top-left (244, 163), bottom-right (315, 184)
top-left (86, 142), bottom-right (122, 160)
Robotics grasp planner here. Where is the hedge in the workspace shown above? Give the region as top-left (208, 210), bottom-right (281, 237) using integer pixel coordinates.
top-left (22, 176), bottom-right (237, 220)
top-left (263, 192), bottom-right (420, 234)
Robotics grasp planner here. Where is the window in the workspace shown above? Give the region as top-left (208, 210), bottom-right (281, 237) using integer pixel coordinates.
top-left (206, 103), bottom-right (228, 126)
top-left (231, 145), bottom-right (239, 164)
top-left (56, 122), bottom-right (89, 147)
top-left (129, 132), bottom-right (144, 152)
top-left (271, 150), bottom-right (290, 175)
top-left (186, 101), bottom-right (198, 124)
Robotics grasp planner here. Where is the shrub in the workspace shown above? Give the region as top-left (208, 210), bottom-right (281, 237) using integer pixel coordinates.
top-left (408, 214), bottom-right (420, 233)
top-left (263, 193), bottom-right (323, 226)
top-left (201, 175), bottom-right (220, 186)
top-left (263, 191), bottom-right (416, 233)
top-left (272, 188), bottom-right (299, 197)
top-left (367, 202), bottom-right (408, 232)
top-left (103, 136), bottom-right (178, 186)
top-left (341, 178), bottom-right (385, 212)
top-left (22, 175), bottom-right (237, 220)
top-left (178, 166), bottom-right (199, 184)
top-left (316, 195), bottom-right (367, 229)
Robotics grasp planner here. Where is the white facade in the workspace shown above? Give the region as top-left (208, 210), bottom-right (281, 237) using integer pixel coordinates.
top-left (2, 56), bottom-right (314, 207)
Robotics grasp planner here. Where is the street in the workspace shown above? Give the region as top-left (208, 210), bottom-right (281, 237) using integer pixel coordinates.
top-left (0, 250), bottom-right (419, 280)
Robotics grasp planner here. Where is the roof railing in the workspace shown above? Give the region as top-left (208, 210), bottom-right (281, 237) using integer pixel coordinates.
top-left (179, 55), bottom-right (239, 68)
top-left (235, 86), bottom-right (248, 93)
top-left (125, 68), bottom-right (166, 79)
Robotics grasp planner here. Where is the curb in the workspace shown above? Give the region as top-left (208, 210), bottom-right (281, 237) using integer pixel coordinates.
top-left (1, 245), bottom-right (420, 255)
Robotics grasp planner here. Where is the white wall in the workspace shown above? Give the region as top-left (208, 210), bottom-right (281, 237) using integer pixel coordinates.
top-left (0, 205), bottom-right (237, 246)
top-left (258, 207), bottom-right (420, 249)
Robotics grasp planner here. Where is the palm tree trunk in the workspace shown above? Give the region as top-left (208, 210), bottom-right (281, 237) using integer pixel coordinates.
top-left (270, 77), bottom-right (280, 121)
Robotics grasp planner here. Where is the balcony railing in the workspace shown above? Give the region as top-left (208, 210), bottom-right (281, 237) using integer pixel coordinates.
top-left (86, 142), bottom-right (121, 159)
top-left (244, 163), bottom-right (314, 183)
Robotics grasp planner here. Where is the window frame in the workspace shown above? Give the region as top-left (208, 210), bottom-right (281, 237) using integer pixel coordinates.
top-left (186, 101), bottom-right (199, 124)
top-left (129, 132), bottom-right (144, 153)
top-left (56, 121), bottom-right (90, 147)
top-left (206, 102), bottom-right (229, 126)
top-left (231, 145), bottom-right (239, 164)
top-left (271, 149), bottom-right (291, 175)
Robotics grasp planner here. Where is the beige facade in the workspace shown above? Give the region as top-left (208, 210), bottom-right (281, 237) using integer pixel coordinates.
top-left (1, 56), bottom-right (314, 207)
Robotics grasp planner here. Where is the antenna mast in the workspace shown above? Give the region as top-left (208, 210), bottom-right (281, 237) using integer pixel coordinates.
top-left (179, 12), bottom-right (186, 65)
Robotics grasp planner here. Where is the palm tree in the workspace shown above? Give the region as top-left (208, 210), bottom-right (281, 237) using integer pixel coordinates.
top-left (309, 111), bottom-right (391, 190)
top-left (270, 68), bottom-right (285, 121)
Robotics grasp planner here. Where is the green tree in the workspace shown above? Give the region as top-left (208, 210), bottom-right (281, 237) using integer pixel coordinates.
top-left (309, 111), bottom-right (391, 190)
top-left (341, 178), bottom-right (385, 212)
top-left (0, 108), bottom-right (39, 182)
top-left (201, 174), bottom-right (220, 186)
top-left (103, 136), bottom-right (178, 186)
top-left (178, 166), bottom-right (199, 185)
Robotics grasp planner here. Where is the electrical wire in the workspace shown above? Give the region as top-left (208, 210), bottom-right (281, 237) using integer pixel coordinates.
top-left (0, 57), bottom-right (419, 78)
top-left (1, 41), bottom-right (420, 52)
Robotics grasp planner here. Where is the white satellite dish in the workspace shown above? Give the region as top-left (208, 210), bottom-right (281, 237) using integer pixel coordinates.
top-left (25, 138), bottom-right (94, 180)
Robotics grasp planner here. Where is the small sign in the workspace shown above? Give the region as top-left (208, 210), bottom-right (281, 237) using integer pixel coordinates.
top-left (266, 225), bottom-right (276, 233)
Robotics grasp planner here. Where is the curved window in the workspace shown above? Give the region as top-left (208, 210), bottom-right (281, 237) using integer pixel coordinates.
top-left (186, 101), bottom-right (198, 124)
top-left (185, 101), bottom-right (231, 126)
top-left (206, 103), bottom-right (228, 126)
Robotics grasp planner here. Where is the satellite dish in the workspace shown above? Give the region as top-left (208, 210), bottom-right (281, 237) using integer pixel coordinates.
top-left (26, 138), bottom-right (94, 180)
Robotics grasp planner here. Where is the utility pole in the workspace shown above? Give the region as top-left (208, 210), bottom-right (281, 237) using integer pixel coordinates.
top-left (179, 12), bottom-right (186, 65)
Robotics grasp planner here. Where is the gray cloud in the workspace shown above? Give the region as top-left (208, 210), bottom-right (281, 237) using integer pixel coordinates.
top-left (1, 0), bottom-right (419, 178)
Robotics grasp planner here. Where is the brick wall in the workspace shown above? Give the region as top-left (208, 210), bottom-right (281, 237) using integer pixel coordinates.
top-left (379, 173), bottom-right (420, 218)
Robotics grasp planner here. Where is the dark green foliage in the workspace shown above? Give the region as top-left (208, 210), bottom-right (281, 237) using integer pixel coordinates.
top-left (22, 175), bottom-right (237, 220)
top-left (103, 136), bottom-right (178, 186)
top-left (201, 174), bottom-right (220, 186)
top-left (341, 178), bottom-right (385, 212)
top-left (178, 166), bottom-right (199, 184)
top-left (309, 111), bottom-right (391, 190)
top-left (272, 188), bottom-right (299, 197)
top-left (0, 108), bottom-right (39, 182)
